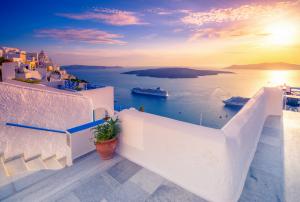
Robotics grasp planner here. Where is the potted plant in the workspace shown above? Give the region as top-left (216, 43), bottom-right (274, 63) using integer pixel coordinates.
top-left (139, 105), bottom-right (145, 112)
top-left (92, 118), bottom-right (120, 160)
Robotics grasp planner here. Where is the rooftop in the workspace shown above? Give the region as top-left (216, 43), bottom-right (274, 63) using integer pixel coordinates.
top-left (2, 111), bottom-right (299, 202)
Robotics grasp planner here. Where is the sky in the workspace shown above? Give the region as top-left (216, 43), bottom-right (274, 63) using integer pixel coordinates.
top-left (1, 0), bottom-right (300, 67)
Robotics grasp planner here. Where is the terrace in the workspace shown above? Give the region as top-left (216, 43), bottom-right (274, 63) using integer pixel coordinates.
top-left (0, 81), bottom-right (299, 202)
top-left (1, 111), bottom-right (299, 202)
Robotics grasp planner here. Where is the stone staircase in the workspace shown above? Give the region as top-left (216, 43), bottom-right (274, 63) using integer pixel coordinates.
top-left (0, 152), bottom-right (67, 200)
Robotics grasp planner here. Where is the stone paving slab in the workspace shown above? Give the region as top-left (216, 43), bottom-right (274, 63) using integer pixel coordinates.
top-left (146, 182), bottom-right (206, 202)
top-left (105, 181), bottom-right (149, 202)
top-left (251, 142), bottom-right (283, 179)
top-left (107, 159), bottom-right (142, 184)
top-left (73, 172), bottom-right (120, 202)
top-left (129, 168), bottom-right (166, 194)
top-left (55, 192), bottom-right (81, 202)
top-left (239, 167), bottom-right (283, 202)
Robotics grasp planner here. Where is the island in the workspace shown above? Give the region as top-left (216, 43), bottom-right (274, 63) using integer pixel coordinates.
top-left (62, 65), bottom-right (123, 70)
top-left (122, 67), bottom-right (233, 78)
top-left (226, 62), bottom-right (300, 70)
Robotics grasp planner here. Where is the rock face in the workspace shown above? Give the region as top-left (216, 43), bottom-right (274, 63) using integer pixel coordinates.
top-left (226, 62), bottom-right (300, 70)
top-left (123, 68), bottom-right (232, 78)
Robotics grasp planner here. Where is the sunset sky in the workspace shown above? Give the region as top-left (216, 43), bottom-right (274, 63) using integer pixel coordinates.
top-left (1, 0), bottom-right (300, 67)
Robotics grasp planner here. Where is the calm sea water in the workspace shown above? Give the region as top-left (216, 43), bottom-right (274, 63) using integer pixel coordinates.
top-left (65, 67), bottom-right (300, 129)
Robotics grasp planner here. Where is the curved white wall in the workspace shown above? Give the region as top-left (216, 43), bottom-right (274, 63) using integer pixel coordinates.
top-left (118, 87), bottom-right (283, 202)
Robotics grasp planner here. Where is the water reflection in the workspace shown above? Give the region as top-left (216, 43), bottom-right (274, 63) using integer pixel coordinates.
top-left (267, 70), bottom-right (294, 86)
top-left (66, 67), bottom-right (300, 128)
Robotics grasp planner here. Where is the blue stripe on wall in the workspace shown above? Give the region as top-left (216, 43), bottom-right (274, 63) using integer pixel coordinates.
top-left (67, 119), bottom-right (105, 134)
top-left (6, 123), bottom-right (66, 134)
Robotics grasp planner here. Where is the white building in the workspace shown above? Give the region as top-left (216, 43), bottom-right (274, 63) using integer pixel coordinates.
top-left (1, 62), bottom-right (17, 81)
top-left (38, 50), bottom-right (52, 68)
top-left (26, 52), bottom-right (38, 61)
top-left (0, 47), bottom-right (4, 57)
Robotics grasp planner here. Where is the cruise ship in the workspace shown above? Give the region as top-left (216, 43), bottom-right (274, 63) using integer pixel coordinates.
top-left (131, 87), bottom-right (169, 97)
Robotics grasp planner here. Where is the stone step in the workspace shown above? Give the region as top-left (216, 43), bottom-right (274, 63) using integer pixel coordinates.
top-left (0, 153), bottom-right (8, 180)
top-left (57, 156), bottom-right (67, 168)
top-left (4, 154), bottom-right (28, 176)
top-left (2, 153), bottom-right (122, 202)
top-left (25, 155), bottom-right (46, 171)
top-left (43, 155), bottom-right (63, 170)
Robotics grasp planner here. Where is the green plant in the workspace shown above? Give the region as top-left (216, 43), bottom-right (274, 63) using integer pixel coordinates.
top-left (70, 78), bottom-right (87, 83)
top-left (92, 118), bottom-right (120, 143)
top-left (14, 78), bottom-right (40, 84)
top-left (75, 86), bottom-right (82, 91)
top-left (139, 105), bottom-right (145, 112)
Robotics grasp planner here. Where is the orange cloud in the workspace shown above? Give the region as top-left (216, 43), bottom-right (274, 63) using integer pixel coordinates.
top-left (35, 29), bottom-right (126, 45)
top-left (189, 22), bottom-right (268, 41)
top-left (182, 1), bottom-right (299, 26)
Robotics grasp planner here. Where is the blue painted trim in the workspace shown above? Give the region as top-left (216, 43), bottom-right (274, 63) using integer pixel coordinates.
top-left (6, 123), bottom-right (66, 134)
top-left (67, 119), bottom-right (105, 134)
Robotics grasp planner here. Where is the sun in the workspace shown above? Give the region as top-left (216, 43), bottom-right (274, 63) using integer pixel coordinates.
top-left (265, 21), bottom-right (297, 45)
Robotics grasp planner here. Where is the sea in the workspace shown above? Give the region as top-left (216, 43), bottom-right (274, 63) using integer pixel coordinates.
top-left (64, 66), bottom-right (300, 129)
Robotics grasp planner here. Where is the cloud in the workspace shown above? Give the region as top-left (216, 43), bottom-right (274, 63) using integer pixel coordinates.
top-left (35, 29), bottom-right (126, 45)
top-left (173, 28), bottom-right (184, 33)
top-left (146, 8), bottom-right (175, 15)
top-left (188, 20), bottom-right (275, 41)
top-left (57, 8), bottom-right (144, 26)
top-left (183, 1), bottom-right (300, 41)
top-left (181, 1), bottom-right (299, 26)
top-left (189, 23), bottom-right (258, 40)
top-left (146, 8), bottom-right (192, 16)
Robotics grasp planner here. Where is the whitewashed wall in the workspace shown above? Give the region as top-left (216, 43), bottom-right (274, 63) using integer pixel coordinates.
top-left (69, 130), bottom-right (95, 160)
top-left (79, 87), bottom-right (114, 116)
top-left (0, 124), bottom-right (71, 164)
top-left (118, 87), bottom-right (283, 202)
top-left (0, 81), bottom-right (114, 164)
top-left (0, 82), bottom-right (92, 130)
top-left (221, 87), bottom-right (283, 201)
top-left (0, 81), bottom-right (114, 130)
top-left (1, 62), bottom-right (16, 81)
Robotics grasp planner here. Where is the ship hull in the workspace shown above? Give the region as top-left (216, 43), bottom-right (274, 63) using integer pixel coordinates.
top-left (131, 89), bottom-right (168, 98)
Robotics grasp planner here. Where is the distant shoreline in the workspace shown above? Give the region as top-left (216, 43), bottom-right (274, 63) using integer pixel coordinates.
top-left (122, 67), bottom-right (233, 79)
top-left (226, 62), bottom-right (300, 70)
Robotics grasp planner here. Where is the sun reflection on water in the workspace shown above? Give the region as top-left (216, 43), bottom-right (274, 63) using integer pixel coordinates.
top-left (267, 70), bottom-right (292, 86)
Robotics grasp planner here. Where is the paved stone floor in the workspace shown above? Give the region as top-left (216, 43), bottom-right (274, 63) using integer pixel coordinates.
top-left (2, 111), bottom-right (300, 202)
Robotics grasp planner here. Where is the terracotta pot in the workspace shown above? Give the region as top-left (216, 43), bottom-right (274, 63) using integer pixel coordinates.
top-left (95, 137), bottom-right (118, 160)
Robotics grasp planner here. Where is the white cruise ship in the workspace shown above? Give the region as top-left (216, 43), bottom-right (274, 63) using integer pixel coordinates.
top-left (131, 87), bottom-right (169, 98)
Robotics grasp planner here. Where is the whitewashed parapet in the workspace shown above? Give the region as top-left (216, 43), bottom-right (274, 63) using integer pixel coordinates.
top-left (0, 82), bottom-right (114, 130)
top-left (0, 82), bottom-right (92, 130)
top-left (79, 87), bottom-right (114, 116)
top-left (118, 87), bottom-right (283, 202)
top-left (221, 87), bottom-right (283, 201)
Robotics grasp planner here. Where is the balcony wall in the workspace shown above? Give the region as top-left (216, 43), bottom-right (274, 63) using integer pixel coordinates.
top-left (118, 87), bottom-right (283, 202)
